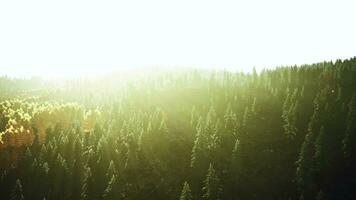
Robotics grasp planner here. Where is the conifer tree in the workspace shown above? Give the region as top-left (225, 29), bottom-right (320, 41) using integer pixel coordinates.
top-left (102, 174), bottom-right (119, 200)
top-left (80, 166), bottom-right (92, 200)
top-left (314, 126), bottom-right (328, 172)
top-left (282, 95), bottom-right (298, 139)
top-left (296, 95), bottom-right (322, 193)
top-left (202, 163), bottom-right (222, 200)
top-left (231, 138), bottom-right (240, 164)
top-left (190, 121), bottom-right (204, 168)
top-left (296, 128), bottom-right (316, 192)
top-left (106, 160), bottom-right (118, 180)
top-left (223, 103), bottom-right (236, 133)
top-left (179, 181), bottom-right (193, 200)
top-left (190, 134), bottom-right (200, 168)
top-left (0, 57), bottom-right (356, 200)
top-left (10, 179), bottom-right (24, 200)
top-left (230, 138), bottom-right (241, 182)
top-left (342, 94), bottom-right (356, 161)
top-left (242, 107), bottom-right (250, 135)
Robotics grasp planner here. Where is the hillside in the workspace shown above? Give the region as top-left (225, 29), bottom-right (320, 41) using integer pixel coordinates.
top-left (0, 58), bottom-right (356, 200)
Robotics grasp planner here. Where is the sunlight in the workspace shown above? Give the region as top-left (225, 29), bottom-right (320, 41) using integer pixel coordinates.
top-left (1, 0), bottom-right (356, 78)
top-left (0, 1), bottom-right (355, 198)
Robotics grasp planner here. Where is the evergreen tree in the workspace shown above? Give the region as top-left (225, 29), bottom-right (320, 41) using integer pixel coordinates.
top-left (0, 57), bottom-right (355, 200)
top-left (314, 126), bottom-right (328, 172)
top-left (106, 160), bottom-right (118, 180)
top-left (102, 175), bottom-right (119, 200)
top-left (296, 128), bottom-right (315, 194)
top-left (179, 181), bottom-right (193, 200)
top-left (242, 106), bottom-right (250, 136)
top-left (342, 94), bottom-right (356, 161)
top-left (80, 166), bottom-right (92, 200)
top-left (282, 92), bottom-right (298, 139)
top-left (202, 164), bottom-right (222, 200)
top-left (10, 179), bottom-right (24, 200)
top-left (190, 123), bottom-right (203, 168)
top-left (231, 138), bottom-right (240, 161)
top-left (296, 96), bottom-right (322, 193)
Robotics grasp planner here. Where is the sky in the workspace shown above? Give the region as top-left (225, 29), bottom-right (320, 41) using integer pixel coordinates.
top-left (0, 0), bottom-right (355, 78)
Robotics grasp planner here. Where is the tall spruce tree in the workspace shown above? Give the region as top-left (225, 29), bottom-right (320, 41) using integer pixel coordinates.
top-left (296, 96), bottom-right (322, 194)
top-left (202, 164), bottom-right (222, 200)
top-left (102, 174), bottom-right (119, 200)
top-left (314, 126), bottom-right (328, 173)
top-left (342, 94), bottom-right (356, 162)
top-left (80, 166), bottom-right (92, 200)
top-left (10, 179), bottom-right (24, 200)
top-left (179, 181), bottom-right (193, 200)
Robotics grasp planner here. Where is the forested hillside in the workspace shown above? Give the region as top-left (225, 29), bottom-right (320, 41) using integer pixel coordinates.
top-left (0, 58), bottom-right (356, 200)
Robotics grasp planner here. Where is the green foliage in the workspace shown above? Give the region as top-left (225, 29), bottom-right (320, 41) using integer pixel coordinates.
top-left (342, 94), bottom-right (356, 160)
top-left (102, 175), bottom-right (119, 200)
top-left (10, 179), bottom-right (24, 200)
top-left (179, 181), bottom-right (192, 200)
top-left (80, 166), bottom-right (92, 200)
top-left (314, 126), bottom-right (328, 171)
top-left (202, 164), bottom-right (222, 200)
top-left (0, 57), bottom-right (356, 199)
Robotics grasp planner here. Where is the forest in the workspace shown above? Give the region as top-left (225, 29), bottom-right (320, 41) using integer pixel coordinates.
top-left (0, 57), bottom-right (355, 200)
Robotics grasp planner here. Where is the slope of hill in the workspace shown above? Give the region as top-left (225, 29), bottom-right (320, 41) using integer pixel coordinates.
top-left (0, 57), bottom-right (356, 200)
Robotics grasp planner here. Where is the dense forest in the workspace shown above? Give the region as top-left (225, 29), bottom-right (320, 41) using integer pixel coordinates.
top-left (0, 58), bottom-right (356, 200)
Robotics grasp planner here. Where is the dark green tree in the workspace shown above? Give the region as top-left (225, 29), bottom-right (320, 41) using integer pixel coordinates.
top-left (102, 174), bottom-right (119, 200)
top-left (80, 166), bottom-right (92, 200)
top-left (10, 179), bottom-right (24, 200)
top-left (342, 94), bottom-right (356, 162)
top-left (179, 181), bottom-right (193, 200)
top-left (202, 164), bottom-right (222, 200)
top-left (314, 126), bottom-right (328, 172)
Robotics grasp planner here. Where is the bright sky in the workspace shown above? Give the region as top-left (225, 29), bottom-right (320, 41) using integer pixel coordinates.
top-left (0, 0), bottom-right (355, 78)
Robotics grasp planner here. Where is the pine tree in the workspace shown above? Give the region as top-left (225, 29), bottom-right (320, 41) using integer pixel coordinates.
top-left (296, 95), bottom-right (322, 193)
top-left (102, 174), bottom-right (118, 200)
top-left (190, 124), bottom-right (203, 168)
top-left (296, 128), bottom-right (315, 193)
top-left (207, 105), bottom-right (216, 122)
top-left (190, 134), bottom-right (200, 168)
top-left (230, 138), bottom-right (241, 182)
top-left (159, 117), bottom-right (169, 135)
top-left (190, 107), bottom-right (199, 126)
top-left (282, 88), bottom-right (299, 139)
top-left (179, 181), bottom-right (193, 200)
top-left (314, 126), bottom-right (328, 172)
top-left (202, 163), bottom-right (222, 200)
top-left (38, 144), bottom-right (47, 162)
top-left (231, 138), bottom-right (240, 162)
top-left (223, 103), bottom-right (236, 134)
top-left (342, 94), bottom-right (356, 161)
top-left (106, 160), bottom-right (118, 180)
top-left (242, 107), bottom-right (250, 135)
top-left (80, 166), bottom-right (92, 200)
top-left (10, 179), bottom-right (24, 200)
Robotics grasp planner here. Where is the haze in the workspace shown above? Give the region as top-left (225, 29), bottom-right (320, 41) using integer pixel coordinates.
top-left (0, 0), bottom-right (355, 78)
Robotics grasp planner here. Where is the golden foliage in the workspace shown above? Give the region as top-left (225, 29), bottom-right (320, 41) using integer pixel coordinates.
top-left (0, 100), bottom-right (89, 147)
top-left (0, 101), bottom-right (35, 149)
top-left (84, 109), bottom-right (100, 133)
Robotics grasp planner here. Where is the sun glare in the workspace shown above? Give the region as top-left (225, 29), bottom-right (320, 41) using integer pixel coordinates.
top-left (1, 0), bottom-right (356, 78)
